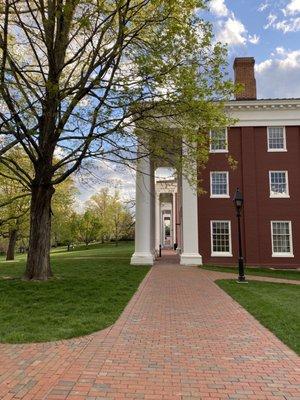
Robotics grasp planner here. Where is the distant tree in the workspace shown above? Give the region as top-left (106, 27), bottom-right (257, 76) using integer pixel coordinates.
top-left (0, 149), bottom-right (76, 259)
top-left (109, 191), bottom-right (134, 245)
top-left (51, 178), bottom-right (77, 247)
top-left (73, 210), bottom-right (102, 246)
top-left (87, 188), bottom-right (134, 245)
top-left (87, 188), bottom-right (113, 243)
top-left (0, 150), bottom-right (31, 260)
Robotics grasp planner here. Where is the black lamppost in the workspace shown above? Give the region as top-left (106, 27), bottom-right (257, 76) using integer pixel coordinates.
top-left (233, 188), bottom-right (246, 282)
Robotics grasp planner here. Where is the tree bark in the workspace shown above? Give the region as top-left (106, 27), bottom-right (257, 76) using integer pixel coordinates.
top-left (6, 229), bottom-right (18, 261)
top-left (24, 184), bottom-right (55, 280)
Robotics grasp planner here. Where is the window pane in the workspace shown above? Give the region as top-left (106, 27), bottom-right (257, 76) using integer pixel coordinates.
top-left (270, 171), bottom-right (287, 196)
top-left (272, 222), bottom-right (291, 253)
top-left (211, 172), bottom-right (228, 196)
top-left (212, 221), bottom-right (230, 253)
top-left (268, 127), bottom-right (285, 150)
top-left (210, 130), bottom-right (227, 151)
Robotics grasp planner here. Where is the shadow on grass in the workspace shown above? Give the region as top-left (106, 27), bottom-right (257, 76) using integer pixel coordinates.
top-left (0, 242), bottom-right (150, 344)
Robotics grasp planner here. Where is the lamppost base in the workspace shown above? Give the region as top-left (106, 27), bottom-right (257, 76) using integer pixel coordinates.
top-left (236, 279), bottom-right (248, 284)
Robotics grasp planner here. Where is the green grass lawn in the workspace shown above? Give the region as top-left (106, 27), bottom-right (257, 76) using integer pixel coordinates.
top-left (0, 242), bottom-right (150, 344)
top-left (217, 280), bottom-right (300, 355)
top-left (201, 265), bottom-right (300, 280)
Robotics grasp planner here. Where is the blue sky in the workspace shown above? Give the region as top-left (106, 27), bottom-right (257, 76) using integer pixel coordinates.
top-left (206, 0), bottom-right (300, 98)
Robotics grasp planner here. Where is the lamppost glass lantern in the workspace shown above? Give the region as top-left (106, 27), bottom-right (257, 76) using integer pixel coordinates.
top-left (233, 188), bottom-right (243, 212)
top-left (233, 188), bottom-right (247, 282)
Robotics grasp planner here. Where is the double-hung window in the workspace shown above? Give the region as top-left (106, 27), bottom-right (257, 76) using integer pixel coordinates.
top-left (267, 127), bottom-right (286, 151)
top-left (210, 129), bottom-right (228, 153)
top-left (271, 221), bottom-right (293, 257)
top-left (269, 171), bottom-right (289, 198)
top-left (211, 221), bottom-right (232, 257)
top-left (210, 171), bottom-right (229, 198)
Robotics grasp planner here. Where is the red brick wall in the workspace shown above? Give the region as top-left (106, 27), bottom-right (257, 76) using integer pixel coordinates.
top-left (198, 126), bottom-right (300, 268)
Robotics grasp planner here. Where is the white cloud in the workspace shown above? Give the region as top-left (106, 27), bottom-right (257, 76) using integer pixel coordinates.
top-left (274, 17), bottom-right (300, 32)
top-left (255, 59), bottom-right (273, 74)
top-left (284, 0), bottom-right (300, 15)
top-left (216, 13), bottom-right (259, 47)
top-left (258, 2), bottom-right (269, 12)
top-left (209, 0), bottom-right (229, 17)
top-left (216, 15), bottom-right (247, 46)
top-left (248, 34), bottom-right (260, 44)
top-left (275, 46), bottom-right (285, 55)
top-left (255, 49), bottom-right (300, 98)
top-left (264, 13), bottom-right (278, 29)
top-left (264, 5), bottom-right (300, 32)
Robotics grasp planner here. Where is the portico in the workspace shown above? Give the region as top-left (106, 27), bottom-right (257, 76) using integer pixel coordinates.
top-left (130, 150), bottom-right (202, 266)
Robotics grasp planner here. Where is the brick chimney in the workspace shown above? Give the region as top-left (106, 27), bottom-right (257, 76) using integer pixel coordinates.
top-left (233, 57), bottom-right (257, 100)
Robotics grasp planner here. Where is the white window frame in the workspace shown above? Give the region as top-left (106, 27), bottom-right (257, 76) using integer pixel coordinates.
top-left (269, 171), bottom-right (290, 198)
top-left (271, 221), bottom-right (294, 258)
top-left (267, 126), bottom-right (287, 152)
top-left (210, 171), bottom-right (230, 198)
top-left (209, 128), bottom-right (228, 153)
top-left (210, 220), bottom-right (232, 257)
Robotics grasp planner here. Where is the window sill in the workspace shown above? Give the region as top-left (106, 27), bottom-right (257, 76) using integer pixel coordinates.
top-left (270, 195), bottom-right (290, 199)
top-left (210, 195), bottom-right (230, 199)
top-left (267, 149), bottom-right (287, 152)
top-left (209, 150), bottom-right (228, 154)
top-left (211, 253), bottom-right (233, 257)
top-left (272, 253), bottom-right (294, 258)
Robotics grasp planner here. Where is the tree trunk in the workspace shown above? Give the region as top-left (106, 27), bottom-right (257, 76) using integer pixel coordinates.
top-left (6, 229), bottom-right (18, 261)
top-left (25, 184), bottom-right (55, 280)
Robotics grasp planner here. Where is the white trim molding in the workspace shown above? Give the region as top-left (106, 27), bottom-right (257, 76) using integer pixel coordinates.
top-left (271, 220), bottom-right (294, 258)
top-left (210, 220), bottom-right (233, 257)
top-left (225, 99), bottom-right (300, 127)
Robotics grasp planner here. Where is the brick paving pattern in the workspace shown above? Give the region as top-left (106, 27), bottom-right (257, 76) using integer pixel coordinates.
top-left (0, 251), bottom-right (299, 400)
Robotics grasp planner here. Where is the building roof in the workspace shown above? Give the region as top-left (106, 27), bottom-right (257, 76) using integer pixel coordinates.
top-left (227, 98), bottom-right (300, 102)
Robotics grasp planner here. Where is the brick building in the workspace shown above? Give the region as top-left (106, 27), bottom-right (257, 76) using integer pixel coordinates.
top-left (131, 57), bottom-right (300, 268)
top-left (198, 58), bottom-right (300, 268)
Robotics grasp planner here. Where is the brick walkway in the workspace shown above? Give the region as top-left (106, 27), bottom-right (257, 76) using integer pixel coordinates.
top-left (0, 253), bottom-right (299, 400)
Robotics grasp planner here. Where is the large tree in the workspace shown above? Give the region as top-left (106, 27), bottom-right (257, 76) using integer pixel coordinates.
top-left (0, 0), bottom-right (234, 280)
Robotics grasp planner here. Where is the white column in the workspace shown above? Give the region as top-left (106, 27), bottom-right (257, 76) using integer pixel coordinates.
top-left (150, 160), bottom-right (156, 257)
top-left (172, 193), bottom-right (176, 246)
top-left (131, 153), bottom-right (154, 265)
top-left (180, 173), bottom-right (203, 266)
top-left (155, 193), bottom-right (160, 254)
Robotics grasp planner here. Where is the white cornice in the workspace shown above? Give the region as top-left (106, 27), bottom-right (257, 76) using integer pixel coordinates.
top-left (225, 99), bottom-right (300, 127)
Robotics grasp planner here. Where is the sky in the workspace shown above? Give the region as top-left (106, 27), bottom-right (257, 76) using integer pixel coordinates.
top-left (77, 0), bottom-right (300, 205)
top-left (206, 0), bottom-right (300, 98)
